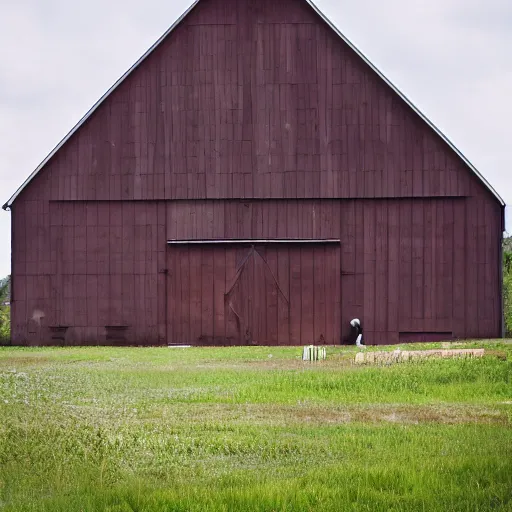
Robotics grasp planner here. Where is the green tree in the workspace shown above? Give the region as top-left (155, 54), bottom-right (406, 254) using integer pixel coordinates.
top-left (0, 275), bottom-right (10, 343)
top-left (503, 236), bottom-right (512, 337)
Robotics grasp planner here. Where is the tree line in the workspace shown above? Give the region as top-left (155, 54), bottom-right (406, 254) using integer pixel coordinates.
top-left (503, 237), bottom-right (512, 336)
top-left (0, 275), bottom-right (9, 342)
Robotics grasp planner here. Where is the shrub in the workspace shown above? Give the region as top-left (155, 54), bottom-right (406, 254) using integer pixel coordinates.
top-left (0, 275), bottom-right (10, 344)
top-left (503, 240), bottom-right (512, 337)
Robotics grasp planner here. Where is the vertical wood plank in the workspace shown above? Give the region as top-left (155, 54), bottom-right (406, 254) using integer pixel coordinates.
top-left (452, 200), bottom-right (466, 337)
top-left (189, 247), bottom-right (203, 344)
top-left (465, 198), bottom-right (479, 337)
top-left (313, 245), bottom-right (326, 343)
top-left (300, 246), bottom-right (314, 344)
top-left (264, 247), bottom-right (279, 345)
top-left (363, 201), bottom-right (376, 342)
top-left (213, 247), bottom-right (226, 344)
top-left (289, 247), bottom-right (301, 344)
top-left (201, 248), bottom-right (214, 343)
top-left (399, 200), bottom-right (412, 328)
top-left (386, 201), bottom-right (399, 343)
top-left (374, 200), bottom-right (388, 334)
top-left (434, 200), bottom-right (445, 323)
top-left (443, 200), bottom-right (454, 329)
top-left (411, 200), bottom-right (424, 320)
top-left (423, 200), bottom-right (434, 322)
top-left (277, 246), bottom-right (290, 345)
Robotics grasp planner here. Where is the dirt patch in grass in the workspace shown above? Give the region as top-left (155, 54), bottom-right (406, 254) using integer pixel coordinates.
top-left (351, 404), bottom-right (510, 425)
top-left (485, 350), bottom-right (509, 361)
top-left (192, 352), bottom-right (358, 371)
top-left (0, 356), bottom-right (52, 367)
top-left (137, 402), bottom-right (511, 427)
top-left (287, 403), bottom-right (510, 426)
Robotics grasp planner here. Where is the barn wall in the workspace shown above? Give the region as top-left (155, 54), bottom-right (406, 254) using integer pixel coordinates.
top-left (10, 197), bottom-right (502, 345)
top-left (339, 197), bottom-right (502, 344)
top-left (8, 0), bottom-right (504, 345)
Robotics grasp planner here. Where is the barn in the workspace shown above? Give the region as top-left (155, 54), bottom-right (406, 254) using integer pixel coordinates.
top-left (3, 0), bottom-right (505, 346)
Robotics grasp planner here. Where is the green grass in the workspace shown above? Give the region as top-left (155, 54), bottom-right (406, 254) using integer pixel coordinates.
top-left (0, 341), bottom-right (511, 511)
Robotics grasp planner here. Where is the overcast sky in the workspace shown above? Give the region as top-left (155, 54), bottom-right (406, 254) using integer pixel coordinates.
top-left (0, 0), bottom-right (510, 278)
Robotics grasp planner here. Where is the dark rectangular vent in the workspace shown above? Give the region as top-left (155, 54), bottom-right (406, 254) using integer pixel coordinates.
top-left (399, 332), bottom-right (453, 343)
top-left (49, 326), bottom-right (69, 342)
top-left (105, 326), bottom-right (128, 343)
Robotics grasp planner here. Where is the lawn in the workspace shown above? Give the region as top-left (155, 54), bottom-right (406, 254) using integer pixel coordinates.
top-left (0, 341), bottom-right (511, 511)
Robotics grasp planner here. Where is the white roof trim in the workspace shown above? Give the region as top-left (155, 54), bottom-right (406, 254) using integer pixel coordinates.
top-left (3, 0), bottom-right (505, 209)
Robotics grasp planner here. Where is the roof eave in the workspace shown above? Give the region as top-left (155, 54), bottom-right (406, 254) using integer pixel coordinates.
top-left (2, 0), bottom-right (505, 209)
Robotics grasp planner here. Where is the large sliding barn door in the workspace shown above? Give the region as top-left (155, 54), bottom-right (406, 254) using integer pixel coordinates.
top-left (166, 242), bottom-right (340, 345)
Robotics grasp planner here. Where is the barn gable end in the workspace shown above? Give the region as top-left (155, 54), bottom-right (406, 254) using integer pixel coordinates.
top-left (5, 0), bottom-right (505, 346)
top-left (3, 0), bottom-right (504, 208)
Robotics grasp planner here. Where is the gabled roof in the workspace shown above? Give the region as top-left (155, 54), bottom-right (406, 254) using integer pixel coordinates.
top-left (2, 0), bottom-right (505, 209)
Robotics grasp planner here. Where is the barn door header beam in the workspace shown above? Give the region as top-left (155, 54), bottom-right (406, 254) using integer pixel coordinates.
top-left (167, 239), bottom-right (341, 245)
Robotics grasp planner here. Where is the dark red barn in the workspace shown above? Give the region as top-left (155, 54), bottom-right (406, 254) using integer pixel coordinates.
top-left (3, 0), bottom-right (505, 346)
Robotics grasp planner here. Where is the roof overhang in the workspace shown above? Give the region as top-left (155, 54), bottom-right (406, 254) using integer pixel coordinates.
top-left (2, 0), bottom-right (505, 210)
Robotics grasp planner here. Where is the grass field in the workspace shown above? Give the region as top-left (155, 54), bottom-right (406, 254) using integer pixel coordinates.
top-left (0, 341), bottom-right (511, 511)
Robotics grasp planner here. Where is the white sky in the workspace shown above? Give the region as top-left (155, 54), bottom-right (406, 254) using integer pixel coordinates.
top-left (0, 0), bottom-right (510, 278)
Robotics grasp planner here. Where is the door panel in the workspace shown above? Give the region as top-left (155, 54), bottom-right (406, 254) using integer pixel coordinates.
top-left (167, 243), bottom-right (341, 345)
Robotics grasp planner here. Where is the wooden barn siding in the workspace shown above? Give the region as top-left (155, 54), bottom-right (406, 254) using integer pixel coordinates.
top-left (167, 244), bottom-right (341, 345)
top-left (9, 0), bottom-right (503, 344)
top-left (18, 0), bottom-right (478, 207)
top-left (10, 197), bottom-right (502, 345)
